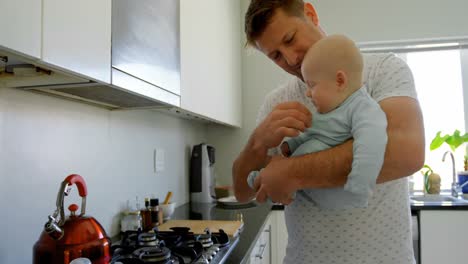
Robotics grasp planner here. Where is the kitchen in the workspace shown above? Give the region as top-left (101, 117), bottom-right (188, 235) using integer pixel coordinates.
top-left (1, 0), bottom-right (468, 264)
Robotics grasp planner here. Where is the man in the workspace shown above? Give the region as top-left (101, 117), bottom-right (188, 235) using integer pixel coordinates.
top-left (232, 0), bottom-right (424, 263)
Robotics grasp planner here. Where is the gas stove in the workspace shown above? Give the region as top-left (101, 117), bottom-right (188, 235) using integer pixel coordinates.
top-left (111, 227), bottom-right (238, 264)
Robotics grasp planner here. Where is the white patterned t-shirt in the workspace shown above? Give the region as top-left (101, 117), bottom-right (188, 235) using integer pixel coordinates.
top-left (256, 53), bottom-right (417, 264)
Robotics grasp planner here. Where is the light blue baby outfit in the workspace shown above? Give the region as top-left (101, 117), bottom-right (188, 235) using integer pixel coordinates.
top-left (247, 86), bottom-right (388, 209)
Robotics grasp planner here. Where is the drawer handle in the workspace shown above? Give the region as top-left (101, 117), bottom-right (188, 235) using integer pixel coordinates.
top-left (255, 244), bottom-right (267, 259)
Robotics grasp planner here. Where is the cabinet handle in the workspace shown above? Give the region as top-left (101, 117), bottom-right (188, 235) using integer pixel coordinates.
top-left (255, 244), bottom-right (267, 259)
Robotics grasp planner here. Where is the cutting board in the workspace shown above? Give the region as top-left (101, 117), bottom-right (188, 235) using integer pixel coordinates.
top-left (158, 220), bottom-right (244, 238)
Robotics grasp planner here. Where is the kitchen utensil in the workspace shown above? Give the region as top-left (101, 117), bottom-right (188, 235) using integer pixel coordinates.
top-left (33, 174), bottom-right (111, 264)
top-left (158, 219), bottom-right (244, 238)
top-left (163, 191), bottom-right (173, 204)
top-left (160, 202), bottom-right (177, 220)
top-left (217, 195), bottom-right (257, 209)
top-left (190, 143), bottom-right (216, 203)
top-left (214, 185), bottom-right (231, 199)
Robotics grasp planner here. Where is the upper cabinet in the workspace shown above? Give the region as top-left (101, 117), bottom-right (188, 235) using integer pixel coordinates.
top-left (180, 0), bottom-right (242, 127)
top-left (42, 0), bottom-right (111, 83)
top-left (1, 0), bottom-right (241, 126)
top-left (0, 0), bottom-right (41, 59)
top-left (112, 0), bottom-right (180, 97)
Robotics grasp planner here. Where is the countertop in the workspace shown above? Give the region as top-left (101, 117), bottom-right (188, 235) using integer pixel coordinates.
top-left (113, 196), bottom-right (468, 263)
top-left (169, 201), bottom-right (273, 264)
top-left (410, 193), bottom-right (468, 211)
top-left (176, 198), bottom-right (468, 262)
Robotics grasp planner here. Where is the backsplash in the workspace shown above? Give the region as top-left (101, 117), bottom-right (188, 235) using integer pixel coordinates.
top-left (0, 87), bottom-right (207, 264)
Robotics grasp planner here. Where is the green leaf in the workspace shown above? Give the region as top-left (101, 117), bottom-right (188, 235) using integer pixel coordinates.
top-left (429, 130), bottom-right (468, 151)
top-left (462, 132), bottom-right (468, 142)
top-left (430, 131), bottom-right (449, 150)
top-left (445, 130), bottom-right (463, 151)
top-left (420, 164), bottom-right (433, 176)
top-left (424, 173), bottom-right (430, 193)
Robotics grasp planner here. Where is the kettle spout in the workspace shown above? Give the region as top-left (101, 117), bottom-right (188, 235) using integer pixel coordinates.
top-left (44, 215), bottom-right (64, 240)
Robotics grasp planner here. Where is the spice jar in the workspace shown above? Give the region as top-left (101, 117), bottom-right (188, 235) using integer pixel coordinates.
top-left (149, 198), bottom-right (160, 227)
top-left (121, 210), bottom-right (142, 232)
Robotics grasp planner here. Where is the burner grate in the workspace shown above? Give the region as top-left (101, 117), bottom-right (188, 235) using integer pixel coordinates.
top-left (111, 227), bottom-right (231, 264)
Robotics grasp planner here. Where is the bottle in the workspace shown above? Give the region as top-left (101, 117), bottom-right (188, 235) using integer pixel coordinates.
top-left (158, 208), bottom-right (164, 225)
top-left (121, 210), bottom-right (142, 232)
top-left (121, 199), bottom-right (143, 232)
top-left (149, 198), bottom-right (160, 227)
top-left (141, 197), bottom-right (152, 231)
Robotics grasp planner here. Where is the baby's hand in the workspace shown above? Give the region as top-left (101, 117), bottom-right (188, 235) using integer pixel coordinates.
top-left (280, 142), bottom-right (291, 157)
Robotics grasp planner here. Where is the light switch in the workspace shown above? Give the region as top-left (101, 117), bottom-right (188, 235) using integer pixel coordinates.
top-left (154, 148), bottom-right (165, 172)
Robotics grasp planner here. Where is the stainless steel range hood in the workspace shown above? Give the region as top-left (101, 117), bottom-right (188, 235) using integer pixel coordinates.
top-left (0, 0), bottom-right (181, 110)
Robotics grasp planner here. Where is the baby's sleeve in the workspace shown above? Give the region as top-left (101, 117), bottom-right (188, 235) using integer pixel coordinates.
top-left (285, 133), bottom-right (308, 154)
top-left (344, 99), bottom-right (388, 205)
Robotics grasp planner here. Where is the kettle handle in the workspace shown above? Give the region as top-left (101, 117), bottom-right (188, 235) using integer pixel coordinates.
top-left (56, 175), bottom-right (87, 224)
top-left (60, 174), bottom-right (87, 218)
top-left (45, 174), bottom-right (88, 240)
top-left (64, 174), bottom-right (88, 197)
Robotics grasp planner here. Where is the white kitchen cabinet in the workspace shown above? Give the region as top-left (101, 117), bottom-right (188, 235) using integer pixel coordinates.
top-left (180, 0), bottom-right (242, 127)
top-left (247, 213), bottom-right (272, 264)
top-left (420, 210), bottom-right (468, 264)
top-left (0, 0), bottom-right (41, 58)
top-left (270, 210), bottom-right (288, 264)
top-left (42, 0), bottom-right (111, 83)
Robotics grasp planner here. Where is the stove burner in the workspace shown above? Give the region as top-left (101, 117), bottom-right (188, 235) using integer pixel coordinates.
top-left (138, 233), bottom-right (159, 247)
top-left (133, 247), bottom-right (171, 263)
top-left (111, 227), bottom-right (232, 264)
top-left (187, 239), bottom-right (213, 249)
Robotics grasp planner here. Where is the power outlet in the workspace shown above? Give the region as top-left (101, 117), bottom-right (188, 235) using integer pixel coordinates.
top-left (154, 148), bottom-right (165, 173)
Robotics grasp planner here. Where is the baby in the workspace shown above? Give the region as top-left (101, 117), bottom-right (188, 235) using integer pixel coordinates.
top-left (248, 34), bottom-right (388, 209)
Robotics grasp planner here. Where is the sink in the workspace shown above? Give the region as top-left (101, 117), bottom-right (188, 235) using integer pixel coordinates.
top-left (411, 195), bottom-right (458, 202)
top-left (410, 194), bottom-right (468, 204)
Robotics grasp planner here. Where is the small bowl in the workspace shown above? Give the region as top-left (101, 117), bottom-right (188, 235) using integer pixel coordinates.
top-left (215, 186), bottom-right (232, 199)
top-left (160, 202), bottom-right (177, 220)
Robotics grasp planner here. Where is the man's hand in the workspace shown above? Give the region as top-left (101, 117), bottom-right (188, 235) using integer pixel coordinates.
top-left (252, 101), bottom-right (312, 152)
top-left (253, 155), bottom-right (299, 204)
top-left (233, 101), bottom-right (311, 203)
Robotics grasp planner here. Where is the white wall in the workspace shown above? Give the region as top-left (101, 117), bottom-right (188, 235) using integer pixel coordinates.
top-left (205, 0), bottom-right (290, 186)
top-left (0, 87), bottom-right (207, 264)
top-left (315, 0), bottom-right (468, 43)
top-left (209, 0), bottom-right (468, 184)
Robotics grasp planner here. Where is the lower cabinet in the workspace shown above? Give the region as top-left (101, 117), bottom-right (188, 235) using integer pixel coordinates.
top-left (247, 214), bottom-right (272, 264)
top-left (270, 211), bottom-right (288, 264)
top-left (246, 210), bottom-right (288, 264)
top-left (419, 210), bottom-right (468, 264)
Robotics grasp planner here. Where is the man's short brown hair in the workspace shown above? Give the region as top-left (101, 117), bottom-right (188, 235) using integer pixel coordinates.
top-left (245, 0), bottom-right (305, 47)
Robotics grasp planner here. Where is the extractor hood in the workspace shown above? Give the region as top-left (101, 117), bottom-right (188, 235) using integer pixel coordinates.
top-left (0, 0), bottom-right (181, 110)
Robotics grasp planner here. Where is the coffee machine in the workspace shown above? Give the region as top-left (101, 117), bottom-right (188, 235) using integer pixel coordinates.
top-left (190, 143), bottom-right (216, 203)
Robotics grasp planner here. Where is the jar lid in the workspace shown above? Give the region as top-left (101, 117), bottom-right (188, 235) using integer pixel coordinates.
top-left (150, 198), bottom-right (159, 206)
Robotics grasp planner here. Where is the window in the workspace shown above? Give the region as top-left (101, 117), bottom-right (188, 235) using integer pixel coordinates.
top-left (360, 38), bottom-right (468, 191)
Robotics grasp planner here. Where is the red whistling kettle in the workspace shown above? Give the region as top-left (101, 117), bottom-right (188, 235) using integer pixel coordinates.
top-left (33, 174), bottom-right (111, 264)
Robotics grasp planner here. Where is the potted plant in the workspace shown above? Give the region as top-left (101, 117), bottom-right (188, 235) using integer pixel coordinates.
top-left (420, 164), bottom-right (441, 194)
top-left (430, 129), bottom-right (468, 193)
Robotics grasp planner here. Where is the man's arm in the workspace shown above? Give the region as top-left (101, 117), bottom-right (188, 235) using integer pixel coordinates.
top-left (254, 96), bottom-right (425, 203)
top-left (376, 96), bottom-right (425, 183)
top-left (232, 102), bottom-right (312, 203)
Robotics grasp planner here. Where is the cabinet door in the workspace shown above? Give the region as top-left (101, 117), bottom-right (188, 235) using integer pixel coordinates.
top-left (270, 211), bottom-right (288, 264)
top-left (180, 0), bottom-right (241, 127)
top-left (250, 214), bottom-right (272, 264)
top-left (420, 210), bottom-right (468, 264)
top-left (42, 0), bottom-right (111, 83)
top-left (0, 0), bottom-right (41, 58)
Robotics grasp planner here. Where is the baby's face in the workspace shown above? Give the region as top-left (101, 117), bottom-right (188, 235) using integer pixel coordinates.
top-left (303, 71), bottom-right (341, 114)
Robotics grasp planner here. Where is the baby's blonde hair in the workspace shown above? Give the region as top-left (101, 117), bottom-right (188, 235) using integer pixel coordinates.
top-left (302, 34), bottom-right (363, 89)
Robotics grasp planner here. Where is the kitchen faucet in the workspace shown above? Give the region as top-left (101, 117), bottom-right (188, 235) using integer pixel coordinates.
top-left (442, 150), bottom-right (462, 197)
